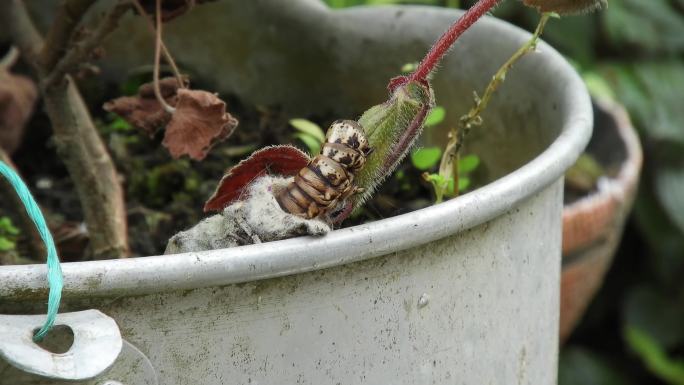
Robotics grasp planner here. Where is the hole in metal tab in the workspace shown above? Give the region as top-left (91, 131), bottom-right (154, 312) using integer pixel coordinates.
top-left (33, 324), bottom-right (74, 354)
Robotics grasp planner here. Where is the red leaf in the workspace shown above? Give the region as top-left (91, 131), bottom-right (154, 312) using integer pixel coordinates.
top-left (162, 89), bottom-right (238, 160)
top-left (204, 145), bottom-right (311, 212)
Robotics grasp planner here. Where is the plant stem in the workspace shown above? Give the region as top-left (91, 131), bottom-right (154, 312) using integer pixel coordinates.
top-left (131, 0), bottom-right (186, 90)
top-left (41, 0), bottom-right (97, 70)
top-left (0, 46), bottom-right (20, 70)
top-left (436, 12), bottom-right (551, 199)
top-left (153, 0), bottom-right (177, 113)
top-left (44, 1), bottom-right (130, 88)
top-left (389, 0), bottom-right (501, 91)
top-left (1, 0), bottom-right (129, 259)
top-left (458, 12), bottom-right (551, 140)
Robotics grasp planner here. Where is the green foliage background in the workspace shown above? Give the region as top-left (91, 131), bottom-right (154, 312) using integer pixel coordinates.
top-left (324, 0), bottom-right (684, 383)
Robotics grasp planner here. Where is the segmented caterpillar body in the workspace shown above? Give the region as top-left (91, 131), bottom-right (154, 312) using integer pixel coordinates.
top-left (276, 120), bottom-right (372, 219)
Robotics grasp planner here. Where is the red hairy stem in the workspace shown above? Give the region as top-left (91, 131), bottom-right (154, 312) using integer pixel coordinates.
top-left (389, 0), bottom-right (502, 91)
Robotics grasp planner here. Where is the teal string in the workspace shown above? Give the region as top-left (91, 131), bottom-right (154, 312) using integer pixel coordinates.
top-left (0, 161), bottom-right (62, 342)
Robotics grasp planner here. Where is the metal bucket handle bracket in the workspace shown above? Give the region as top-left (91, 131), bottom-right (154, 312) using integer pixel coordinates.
top-left (0, 310), bottom-right (122, 380)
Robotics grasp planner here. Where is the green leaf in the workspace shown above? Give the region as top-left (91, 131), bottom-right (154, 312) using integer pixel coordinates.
top-left (289, 119), bottom-right (326, 144)
top-left (110, 117), bottom-right (133, 132)
top-left (447, 177), bottom-right (455, 196)
top-left (458, 154), bottom-right (480, 174)
top-left (411, 147), bottom-right (442, 170)
top-left (624, 286), bottom-right (684, 350)
top-left (355, 81), bottom-right (433, 206)
top-left (624, 326), bottom-right (684, 385)
top-left (458, 177), bottom-right (470, 191)
top-left (0, 217), bottom-right (19, 235)
top-left (559, 347), bottom-right (638, 385)
top-left (294, 133), bottom-right (322, 156)
top-left (582, 71), bottom-right (616, 100)
top-left (604, 0), bottom-right (684, 54)
top-left (425, 173), bottom-right (446, 185)
top-left (565, 153), bottom-right (605, 192)
top-left (655, 167), bottom-right (684, 234)
top-left (424, 106), bottom-right (445, 127)
top-left (0, 237), bottom-right (16, 252)
top-left (599, 61), bottom-right (684, 146)
top-left (401, 62), bottom-right (418, 73)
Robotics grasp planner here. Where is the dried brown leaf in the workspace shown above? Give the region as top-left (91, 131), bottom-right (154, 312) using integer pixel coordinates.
top-left (103, 77), bottom-right (185, 137)
top-left (522, 0), bottom-right (607, 14)
top-left (0, 70), bottom-right (38, 154)
top-left (162, 89), bottom-right (239, 160)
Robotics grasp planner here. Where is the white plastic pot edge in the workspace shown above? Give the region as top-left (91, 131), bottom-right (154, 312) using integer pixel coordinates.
top-left (0, 21), bottom-right (593, 300)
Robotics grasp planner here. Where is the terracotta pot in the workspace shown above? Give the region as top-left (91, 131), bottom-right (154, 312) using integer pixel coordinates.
top-left (559, 98), bottom-right (643, 342)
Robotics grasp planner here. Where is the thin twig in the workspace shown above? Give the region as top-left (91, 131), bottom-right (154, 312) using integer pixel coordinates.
top-left (432, 13), bottom-right (552, 200)
top-left (41, 0), bottom-right (98, 70)
top-left (0, 46), bottom-right (20, 70)
top-left (153, 0), bottom-right (177, 113)
top-left (457, 12), bottom-right (552, 145)
top-left (44, 1), bottom-right (131, 88)
top-left (130, 0), bottom-right (186, 88)
top-left (0, 0), bottom-right (44, 71)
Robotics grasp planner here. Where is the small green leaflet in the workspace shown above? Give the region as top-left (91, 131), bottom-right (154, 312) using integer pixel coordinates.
top-left (459, 154), bottom-right (480, 173)
top-left (289, 119), bottom-right (326, 143)
top-left (411, 147), bottom-right (442, 170)
top-left (425, 106), bottom-right (445, 127)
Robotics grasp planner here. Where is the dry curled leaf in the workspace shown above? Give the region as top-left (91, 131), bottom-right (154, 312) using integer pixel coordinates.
top-left (0, 68), bottom-right (38, 154)
top-left (103, 76), bottom-right (185, 137)
top-left (162, 89), bottom-right (239, 161)
top-left (522, 0), bottom-right (607, 14)
top-left (204, 145), bottom-right (311, 212)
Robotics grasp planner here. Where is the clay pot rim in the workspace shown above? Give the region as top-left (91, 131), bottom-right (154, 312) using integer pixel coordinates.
top-left (562, 98), bottom-right (643, 255)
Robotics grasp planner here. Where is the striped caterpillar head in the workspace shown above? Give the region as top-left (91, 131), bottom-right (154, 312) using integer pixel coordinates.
top-left (322, 120), bottom-right (372, 172)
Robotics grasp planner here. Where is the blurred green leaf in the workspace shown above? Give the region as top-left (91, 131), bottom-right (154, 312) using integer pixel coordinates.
top-left (536, 12), bottom-right (598, 65)
top-left (582, 71), bottom-right (616, 101)
top-left (294, 133), bottom-right (322, 156)
top-left (411, 147), bottom-right (442, 170)
top-left (110, 117), bottom-right (133, 132)
top-left (559, 347), bottom-right (637, 385)
top-left (0, 217), bottom-right (19, 236)
top-left (425, 106), bottom-right (446, 127)
top-left (401, 62), bottom-right (418, 73)
top-left (565, 153), bottom-right (605, 192)
top-left (604, 0), bottom-right (684, 54)
top-left (624, 286), bottom-right (684, 350)
top-left (655, 167), bottom-right (684, 234)
top-left (459, 154), bottom-right (480, 174)
top-left (290, 119), bottom-right (326, 144)
top-left (458, 176), bottom-right (470, 191)
top-left (599, 61), bottom-right (684, 147)
top-left (625, 326), bottom-right (684, 385)
top-left (0, 237), bottom-right (16, 252)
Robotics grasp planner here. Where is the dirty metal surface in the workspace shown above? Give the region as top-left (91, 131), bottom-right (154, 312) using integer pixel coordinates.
top-left (1, 183), bottom-right (563, 384)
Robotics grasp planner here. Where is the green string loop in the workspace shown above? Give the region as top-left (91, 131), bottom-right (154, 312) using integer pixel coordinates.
top-left (0, 160), bottom-right (62, 342)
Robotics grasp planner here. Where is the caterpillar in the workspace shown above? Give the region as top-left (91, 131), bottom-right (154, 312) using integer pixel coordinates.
top-left (276, 120), bottom-right (372, 219)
